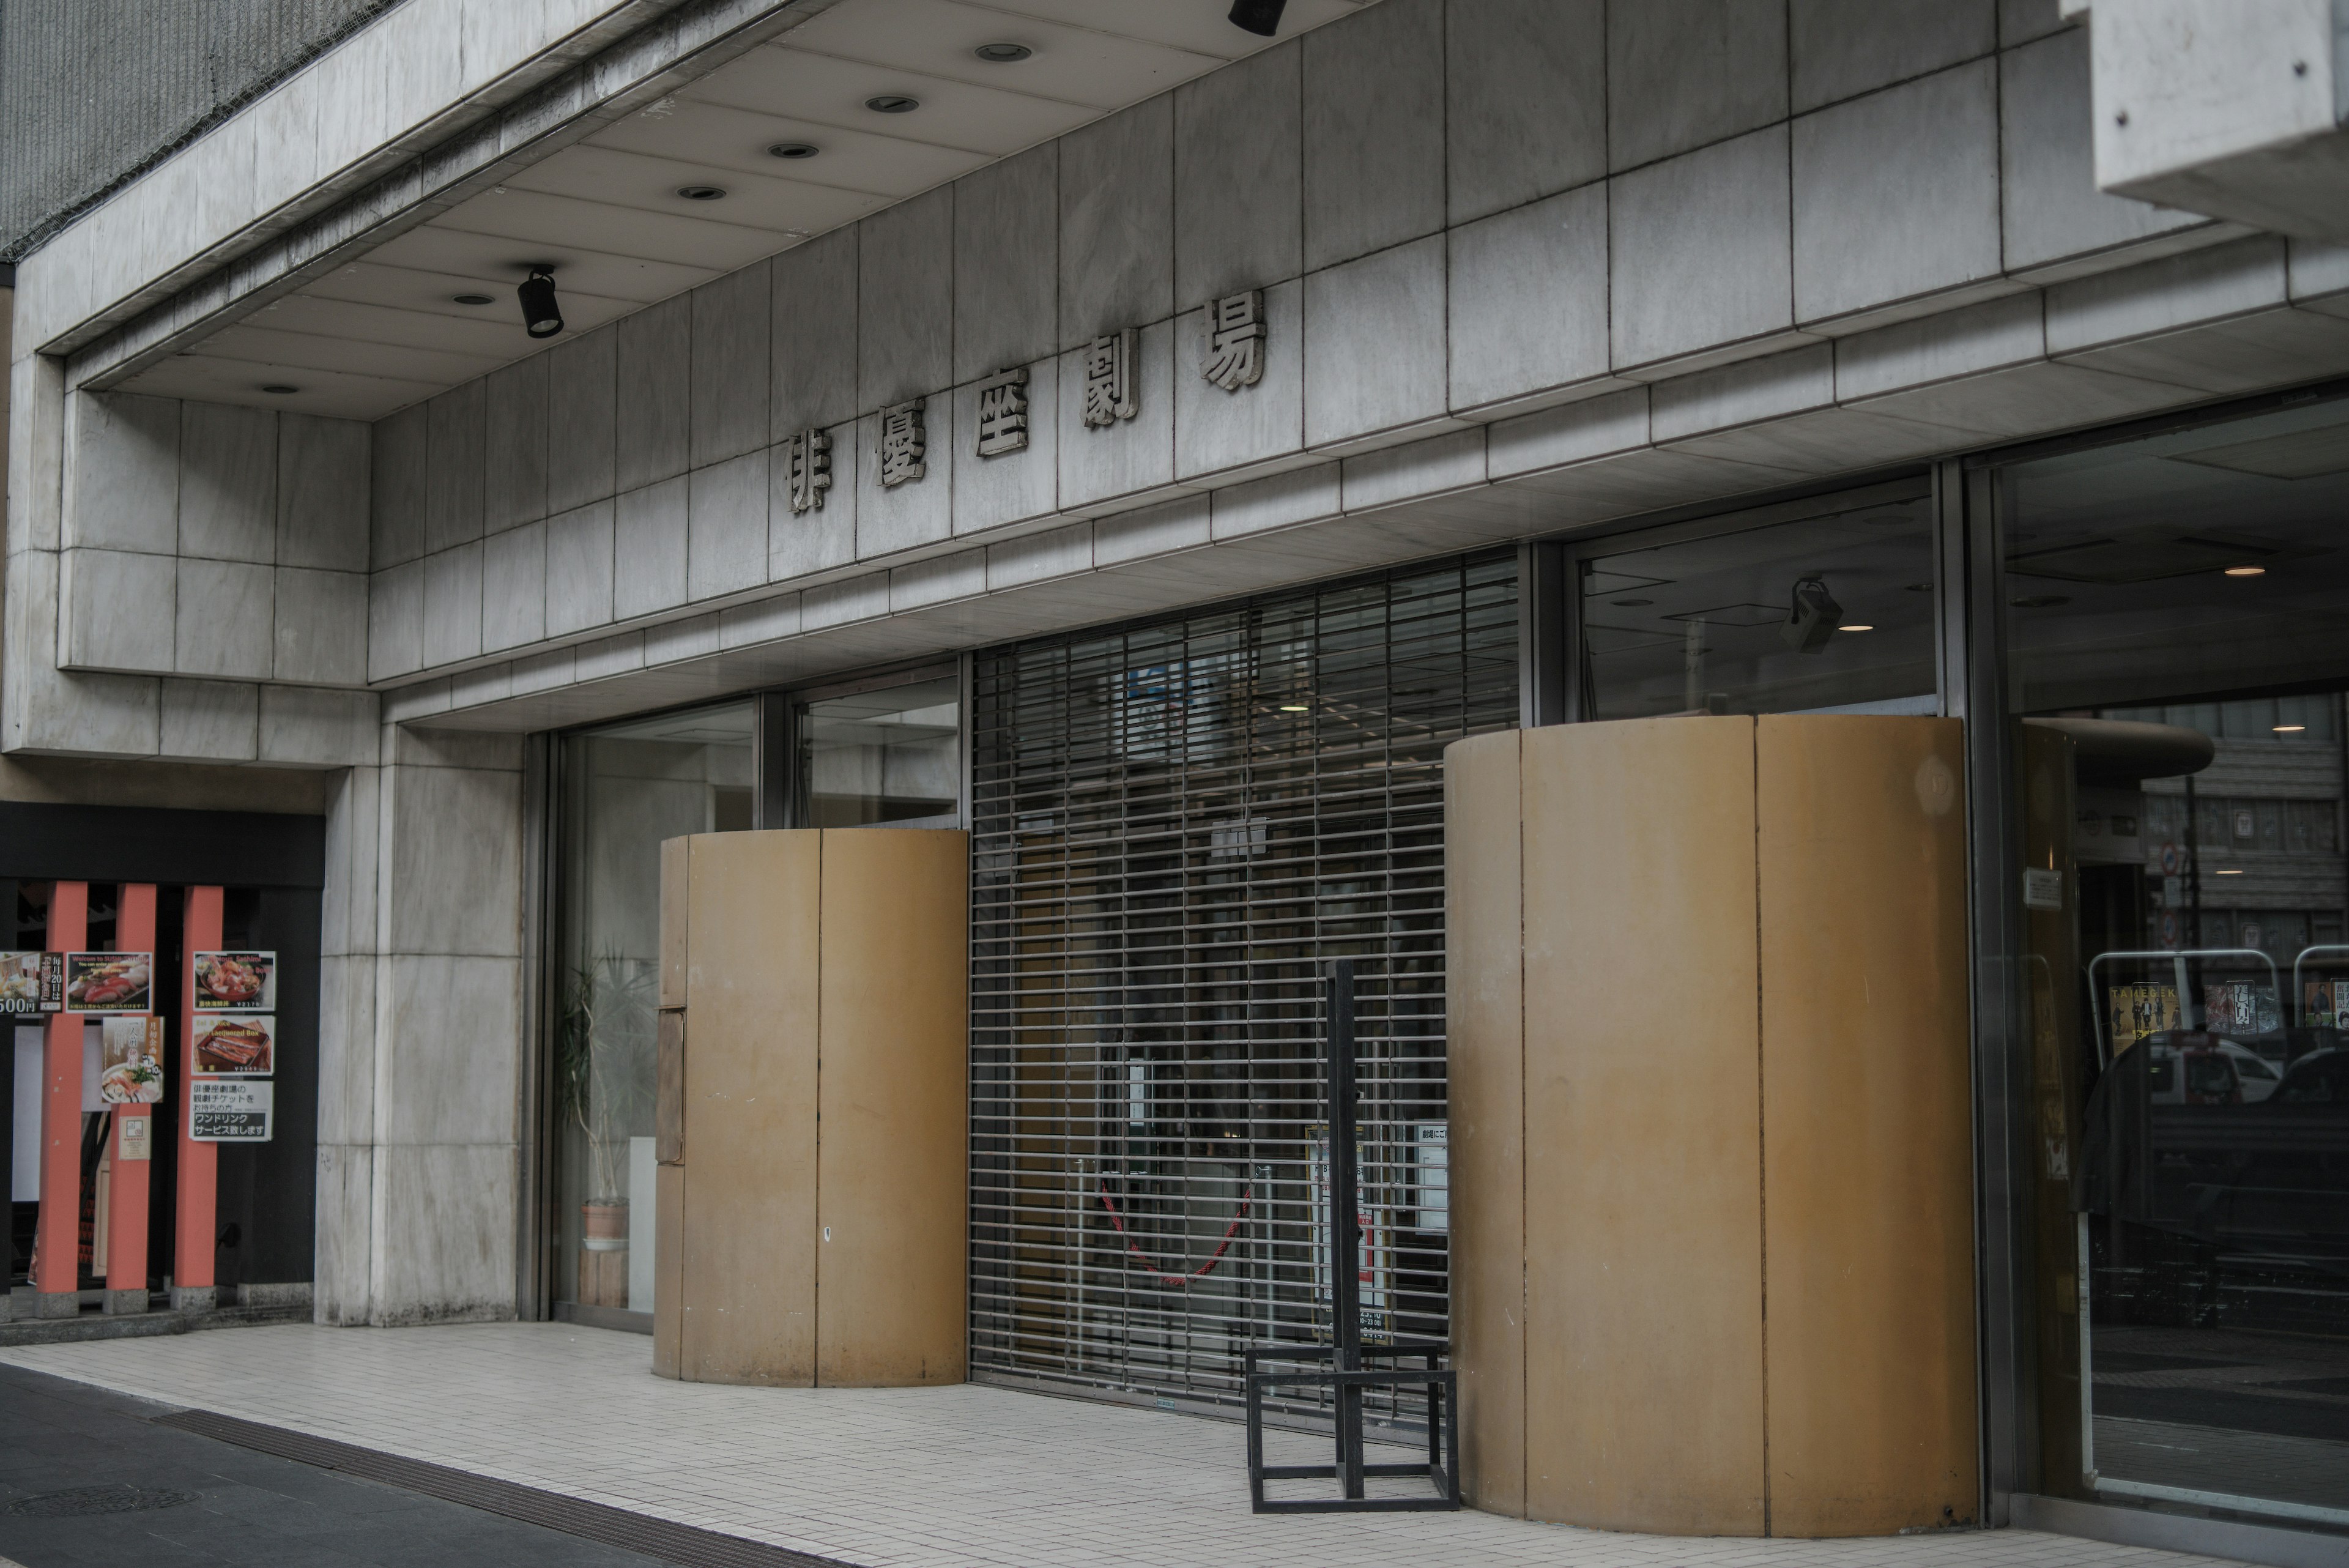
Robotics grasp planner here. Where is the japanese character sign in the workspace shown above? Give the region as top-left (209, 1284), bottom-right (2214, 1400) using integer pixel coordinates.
top-left (974, 366), bottom-right (1031, 458)
top-left (1082, 329), bottom-right (1139, 428)
top-left (880, 398), bottom-right (927, 488)
top-left (1203, 290), bottom-right (1266, 393)
top-left (785, 428), bottom-right (833, 513)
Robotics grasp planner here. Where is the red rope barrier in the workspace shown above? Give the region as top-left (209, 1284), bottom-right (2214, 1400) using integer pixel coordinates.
top-left (1096, 1177), bottom-right (1252, 1285)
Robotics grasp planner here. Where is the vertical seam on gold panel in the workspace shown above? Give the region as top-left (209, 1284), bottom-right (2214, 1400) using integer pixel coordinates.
top-left (1753, 719), bottom-right (1772, 1537)
top-left (1516, 733), bottom-right (1530, 1513)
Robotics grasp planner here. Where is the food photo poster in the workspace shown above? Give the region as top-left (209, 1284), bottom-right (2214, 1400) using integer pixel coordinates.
top-left (65, 952), bottom-right (151, 1014)
top-left (193, 951), bottom-right (275, 1012)
top-left (193, 1014), bottom-right (274, 1077)
top-left (99, 1016), bottom-right (166, 1104)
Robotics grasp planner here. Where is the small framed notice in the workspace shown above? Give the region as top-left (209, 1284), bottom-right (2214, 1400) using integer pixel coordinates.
top-left (190, 1078), bottom-right (272, 1142)
top-left (2022, 867), bottom-right (2065, 912)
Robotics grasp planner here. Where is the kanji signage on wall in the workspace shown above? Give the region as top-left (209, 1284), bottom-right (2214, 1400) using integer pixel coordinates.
top-left (189, 1079), bottom-right (272, 1142)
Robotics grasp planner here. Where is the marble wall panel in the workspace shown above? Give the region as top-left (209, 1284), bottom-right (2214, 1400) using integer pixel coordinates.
top-left (178, 402), bottom-right (277, 562)
top-left (1449, 184), bottom-right (1610, 412)
top-left (954, 359), bottom-right (1058, 535)
top-left (616, 295), bottom-right (692, 492)
top-left (688, 449), bottom-right (771, 600)
top-left (259, 686), bottom-right (379, 767)
top-left (174, 557), bottom-right (274, 678)
top-left (859, 185), bottom-right (954, 408)
top-left (1057, 319), bottom-right (1177, 511)
top-left (1611, 127), bottom-right (1795, 366)
top-left (1303, 0), bottom-right (1444, 271)
top-left (1174, 278), bottom-right (1305, 481)
top-left (368, 558), bottom-right (425, 680)
top-left (1305, 237), bottom-right (1450, 447)
top-left (1174, 40), bottom-right (1302, 311)
top-left (482, 521), bottom-right (547, 652)
top-left (772, 228), bottom-right (860, 438)
top-left (854, 400), bottom-right (954, 557)
top-left (1789, 0), bottom-right (1994, 113)
top-left (1606, 0), bottom-right (1789, 170)
top-left (614, 477), bottom-right (689, 620)
top-left (768, 423), bottom-right (858, 581)
top-left (1793, 61), bottom-right (2002, 322)
top-left (385, 762), bottom-right (523, 957)
top-left (692, 261), bottom-right (773, 469)
top-left (278, 413), bottom-right (370, 571)
top-left (273, 567), bottom-right (369, 685)
top-left (546, 499), bottom-right (616, 637)
top-left (2000, 29), bottom-right (2202, 273)
top-left (1059, 98), bottom-right (1174, 349)
top-left (424, 381), bottom-right (485, 554)
top-left (483, 356), bottom-right (549, 532)
top-left (956, 144), bottom-right (1059, 384)
top-left (546, 324), bottom-right (618, 516)
top-left (1446, 0), bottom-right (1606, 226)
top-left (371, 402), bottom-right (428, 570)
top-left (421, 541), bottom-right (484, 667)
top-left (159, 678), bottom-right (259, 762)
top-left (63, 547), bottom-right (176, 671)
top-left (69, 392), bottom-right (179, 554)
top-left (369, 1142), bottom-right (518, 1325)
top-left (380, 955), bottom-right (522, 1145)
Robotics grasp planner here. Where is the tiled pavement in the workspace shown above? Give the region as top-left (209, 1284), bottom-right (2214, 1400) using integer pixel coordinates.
top-left (0, 1322), bottom-right (2249, 1568)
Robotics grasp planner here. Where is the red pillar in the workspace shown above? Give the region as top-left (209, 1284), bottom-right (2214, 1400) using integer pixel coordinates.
top-left (34, 882), bottom-right (87, 1313)
top-left (174, 886), bottom-right (223, 1310)
top-left (104, 884), bottom-right (157, 1314)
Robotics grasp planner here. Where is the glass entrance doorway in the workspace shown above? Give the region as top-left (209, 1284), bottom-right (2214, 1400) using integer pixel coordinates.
top-left (2002, 395), bottom-right (2349, 1529)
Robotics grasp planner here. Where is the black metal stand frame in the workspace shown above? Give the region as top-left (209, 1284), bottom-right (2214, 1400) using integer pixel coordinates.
top-left (1242, 959), bottom-right (1461, 1514)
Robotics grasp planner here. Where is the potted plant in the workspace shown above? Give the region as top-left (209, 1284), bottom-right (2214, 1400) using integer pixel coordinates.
top-left (557, 953), bottom-right (656, 1308)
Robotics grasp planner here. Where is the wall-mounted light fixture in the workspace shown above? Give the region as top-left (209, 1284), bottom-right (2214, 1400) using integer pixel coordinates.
top-left (1781, 576), bottom-right (1843, 654)
top-left (518, 266), bottom-right (564, 339)
top-left (1228, 0), bottom-right (1287, 36)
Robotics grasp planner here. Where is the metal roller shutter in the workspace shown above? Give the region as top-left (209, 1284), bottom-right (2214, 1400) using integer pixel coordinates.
top-left (968, 552), bottom-right (1518, 1418)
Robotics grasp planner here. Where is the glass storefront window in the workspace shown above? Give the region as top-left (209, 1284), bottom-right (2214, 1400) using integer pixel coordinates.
top-left (798, 675), bottom-right (960, 827)
top-left (554, 700), bottom-right (754, 1318)
top-left (2002, 396), bottom-right (2349, 1527)
top-left (1578, 480), bottom-right (1937, 718)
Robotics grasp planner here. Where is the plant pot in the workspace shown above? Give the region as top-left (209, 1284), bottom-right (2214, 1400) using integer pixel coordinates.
top-left (579, 1201), bottom-right (629, 1308)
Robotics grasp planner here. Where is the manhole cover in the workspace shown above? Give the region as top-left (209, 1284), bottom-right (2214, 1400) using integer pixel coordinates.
top-left (7, 1485), bottom-right (197, 1517)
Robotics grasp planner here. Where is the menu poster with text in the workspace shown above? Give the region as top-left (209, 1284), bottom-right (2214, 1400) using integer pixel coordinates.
top-left (192, 951), bottom-right (275, 1013)
top-left (64, 953), bottom-right (151, 1014)
top-left (0, 952), bottom-right (62, 1014)
top-left (193, 1014), bottom-right (274, 1077)
top-left (190, 1077), bottom-right (272, 1142)
top-left (99, 1016), bottom-right (166, 1104)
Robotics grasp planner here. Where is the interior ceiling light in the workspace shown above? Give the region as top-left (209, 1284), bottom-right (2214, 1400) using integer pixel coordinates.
top-left (769, 142), bottom-right (820, 160)
top-left (259, 384), bottom-right (299, 395)
top-left (1229, 0), bottom-right (1288, 35)
top-left (678, 184), bottom-right (727, 201)
top-left (1838, 623), bottom-right (1875, 633)
top-left (2276, 723), bottom-right (2307, 733)
top-left (518, 266), bottom-right (564, 339)
top-left (2224, 565), bottom-right (2266, 576)
top-left (2216, 868), bottom-right (2244, 875)
top-left (865, 94), bottom-right (920, 114)
top-left (1280, 704), bottom-right (1310, 712)
top-left (451, 292), bottom-right (494, 305)
top-left (973, 42), bottom-right (1033, 62)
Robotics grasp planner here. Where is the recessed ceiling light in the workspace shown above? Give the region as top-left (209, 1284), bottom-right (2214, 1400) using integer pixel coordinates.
top-left (1839, 623), bottom-right (1875, 633)
top-left (973, 42), bottom-right (1033, 62)
top-left (1280, 704), bottom-right (1309, 712)
top-left (1611, 598), bottom-right (1653, 608)
top-left (2215, 868), bottom-right (2244, 875)
top-left (451, 293), bottom-right (494, 306)
top-left (677, 185), bottom-right (727, 201)
top-left (768, 142), bottom-right (820, 160)
top-left (2224, 565), bottom-right (2266, 576)
top-left (2275, 723), bottom-right (2307, 733)
top-left (865, 94), bottom-right (920, 114)
top-left (260, 384), bottom-right (300, 395)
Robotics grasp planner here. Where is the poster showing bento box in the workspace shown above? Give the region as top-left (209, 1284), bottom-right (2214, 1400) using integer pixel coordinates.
top-left (0, 952), bottom-right (62, 1014)
top-left (192, 1014), bottom-right (274, 1076)
top-left (192, 951), bottom-right (275, 1013)
top-left (99, 1016), bottom-right (166, 1103)
top-left (64, 953), bottom-right (151, 1014)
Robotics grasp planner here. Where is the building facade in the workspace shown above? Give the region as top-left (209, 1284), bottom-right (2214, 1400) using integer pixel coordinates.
top-left (5, 0), bottom-right (2349, 1557)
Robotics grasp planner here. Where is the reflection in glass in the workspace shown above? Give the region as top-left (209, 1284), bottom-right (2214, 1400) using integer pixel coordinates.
top-left (2005, 398), bottom-right (2349, 1526)
top-left (799, 676), bottom-right (960, 826)
top-left (1579, 481), bottom-right (1936, 719)
top-left (555, 700), bottom-right (754, 1317)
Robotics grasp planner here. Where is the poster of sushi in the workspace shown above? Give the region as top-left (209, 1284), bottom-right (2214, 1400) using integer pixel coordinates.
top-left (192, 951), bottom-right (275, 1013)
top-left (192, 1014), bottom-right (274, 1076)
top-left (0, 952), bottom-right (62, 1014)
top-left (64, 952), bottom-right (151, 1014)
top-left (99, 1016), bottom-right (166, 1104)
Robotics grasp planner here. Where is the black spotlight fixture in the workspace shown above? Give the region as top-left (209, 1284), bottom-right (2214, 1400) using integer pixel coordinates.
top-left (1780, 575), bottom-right (1844, 655)
top-left (1229, 0), bottom-right (1287, 36)
top-left (518, 266), bottom-right (564, 339)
